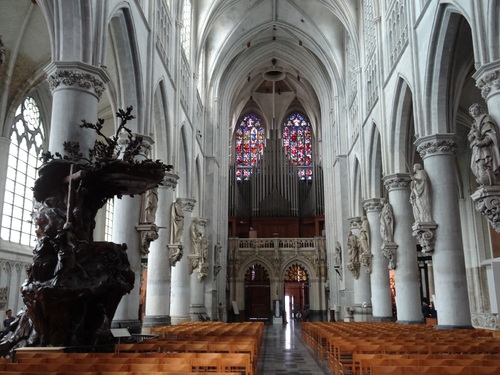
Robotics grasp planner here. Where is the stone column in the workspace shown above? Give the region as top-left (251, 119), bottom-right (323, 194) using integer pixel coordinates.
top-left (363, 198), bottom-right (393, 321)
top-left (0, 137), bottom-right (10, 231)
top-left (170, 198), bottom-right (196, 324)
top-left (190, 217), bottom-right (209, 321)
top-left (45, 62), bottom-right (108, 157)
top-left (383, 174), bottom-right (424, 324)
top-left (416, 134), bottom-right (472, 328)
top-left (111, 135), bottom-right (155, 332)
top-left (474, 62), bottom-right (500, 122)
top-left (348, 217), bottom-right (372, 321)
top-left (142, 172), bottom-right (179, 331)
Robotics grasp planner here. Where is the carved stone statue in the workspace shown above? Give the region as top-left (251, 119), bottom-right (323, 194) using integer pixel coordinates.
top-left (170, 198), bottom-right (184, 244)
top-left (333, 241), bottom-right (342, 268)
top-left (141, 187), bottom-right (158, 224)
top-left (346, 230), bottom-right (360, 279)
top-left (410, 163), bottom-right (432, 223)
top-left (379, 198), bottom-right (394, 244)
top-left (468, 103), bottom-right (500, 185)
top-left (358, 216), bottom-right (370, 255)
top-left (359, 216), bottom-right (372, 273)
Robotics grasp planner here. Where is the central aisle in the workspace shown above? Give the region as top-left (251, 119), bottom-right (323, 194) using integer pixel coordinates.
top-left (256, 321), bottom-right (331, 375)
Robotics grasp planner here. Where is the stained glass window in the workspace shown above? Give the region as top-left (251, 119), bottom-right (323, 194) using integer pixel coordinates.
top-left (235, 114), bottom-right (265, 181)
top-left (283, 113), bottom-right (313, 180)
top-left (285, 264), bottom-right (308, 282)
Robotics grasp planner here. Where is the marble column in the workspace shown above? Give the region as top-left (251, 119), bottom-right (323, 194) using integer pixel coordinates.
top-left (112, 135), bottom-right (154, 332)
top-left (45, 62), bottom-right (108, 157)
top-left (363, 198), bottom-right (393, 321)
top-left (348, 217), bottom-right (372, 321)
top-left (142, 172), bottom-right (179, 331)
top-left (190, 217), bottom-right (209, 321)
top-left (0, 137), bottom-right (10, 231)
top-left (383, 174), bottom-right (424, 324)
top-left (416, 134), bottom-right (472, 328)
top-left (170, 198), bottom-right (196, 324)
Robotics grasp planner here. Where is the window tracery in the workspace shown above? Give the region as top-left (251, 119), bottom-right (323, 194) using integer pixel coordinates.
top-left (283, 113), bottom-right (313, 180)
top-left (235, 114), bottom-right (265, 181)
top-left (285, 264), bottom-right (308, 282)
top-left (1, 97), bottom-right (45, 246)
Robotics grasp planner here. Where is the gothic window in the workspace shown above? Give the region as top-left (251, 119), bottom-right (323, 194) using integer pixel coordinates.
top-left (245, 264), bottom-right (270, 283)
top-left (1, 97), bottom-right (45, 246)
top-left (285, 264), bottom-right (308, 282)
top-left (181, 0), bottom-right (192, 61)
top-left (235, 114), bottom-right (265, 181)
top-left (283, 113), bottom-right (313, 180)
top-left (104, 198), bottom-right (114, 242)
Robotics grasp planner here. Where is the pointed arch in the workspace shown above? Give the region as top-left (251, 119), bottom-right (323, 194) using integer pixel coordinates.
top-left (107, 6), bottom-right (143, 132)
top-left (389, 77), bottom-right (416, 175)
top-left (424, 5), bottom-right (474, 135)
top-left (351, 157), bottom-right (363, 216)
top-left (152, 80), bottom-right (171, 161)
top-left (365, 122), bottom-right (383, 198)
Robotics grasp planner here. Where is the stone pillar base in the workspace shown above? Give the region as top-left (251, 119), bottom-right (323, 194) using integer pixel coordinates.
top-left (434, 324), bottom-right (474, 330)
top-left (372, 316), bottom-right (395, 322)
top-left (142, 315), bottom-right (171, 329)
top-left (396, 319), bottom-right (425, 325)
top-left (171, 315), bottom-right (191, 325)
top-left (353, 306), bottom-right (372, 322)
top-left (111, 319), bottom-right (142, 334)
top-left (189, 305), bottom-right (207, 321)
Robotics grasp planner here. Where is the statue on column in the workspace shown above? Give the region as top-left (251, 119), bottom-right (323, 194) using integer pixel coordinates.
top-left (170, 198), bottom-right (184, 244)
top-left (468, 103), bottom-right (500, 186)
top-left (189, 218), bottom-right (209, 280)
top-left (410, 163), bottom-right (438, 253)
top-left (380, 198), bottom-right (397, 269)
top-left (358, 216), bottom-right (372, 273)
top-left (379, 198), bottom-right (394, 243)
top-left (333, 241), bottom-right (343, 280)
top-left (346, 230), bottom-right (360, 279)
top-left (137, 187), bottom-right (159, 255)
top-left (410, 163), bottom-right (432, 223)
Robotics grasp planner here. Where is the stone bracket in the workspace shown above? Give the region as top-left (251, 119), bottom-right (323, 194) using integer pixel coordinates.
top-left (471, 185), bottom-right (500, 232)
top-left (381, 242), bottom-right (398, 270)
top-left (168, 244), bottom-right (183, 267)
top-left (412, 222), bottom-right (438, 254)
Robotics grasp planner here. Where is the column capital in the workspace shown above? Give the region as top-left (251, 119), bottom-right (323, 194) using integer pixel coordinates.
top-left (348, 216), bottom-right (362, 229)
top-left (161, 172), bottom-right (180, 190)
top-left (415, 133), bottom-right (457, 159)
top-left (362, 198), bottom-right (384, 212)
top-left (45, 61), bottom-right (109, 99)
top-left (473, 61), bottom-right (500, 100)
top-left (178, 197), bottom-right (196, 212)
top-left (383, 173), bottom-right (411, 191)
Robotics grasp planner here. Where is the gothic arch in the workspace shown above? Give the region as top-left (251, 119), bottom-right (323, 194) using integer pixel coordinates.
top-left (177, 123), bottom-right (191, 198)
top-left (351, 157), bottom-right (363, 216)
top-left (281, 258), bottom-right (317, 281)
top-left (389, 77), bottom-right (415, 174)
top-left (106, 7), bottom-right (144, 132)
top-left (365, 122), bottom-right (383, 198)
top-left (424, 5), bottom-right (474, 135)
top-left (152, 80), bottom-right (171, 161)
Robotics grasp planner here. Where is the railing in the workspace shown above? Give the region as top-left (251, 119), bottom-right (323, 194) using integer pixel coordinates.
top-left (229, 237), bottom-right (325, 252)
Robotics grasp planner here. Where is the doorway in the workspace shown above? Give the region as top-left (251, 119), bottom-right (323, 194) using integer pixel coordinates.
top-left (284, 264), bottom-right (309, 322)
top-left (244, 264), bottom-right (270, 321)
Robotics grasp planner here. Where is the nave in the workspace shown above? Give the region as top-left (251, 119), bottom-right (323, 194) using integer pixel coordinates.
top-left (256, 322), bottom-right (330, 375)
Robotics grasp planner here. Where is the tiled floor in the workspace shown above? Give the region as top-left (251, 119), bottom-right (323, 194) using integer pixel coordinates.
top-left (256, 321), bottom-right (331, 375)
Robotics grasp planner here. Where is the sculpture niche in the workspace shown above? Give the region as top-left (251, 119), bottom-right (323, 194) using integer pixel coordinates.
top-left (0, 107), bottom-right (168, 353)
